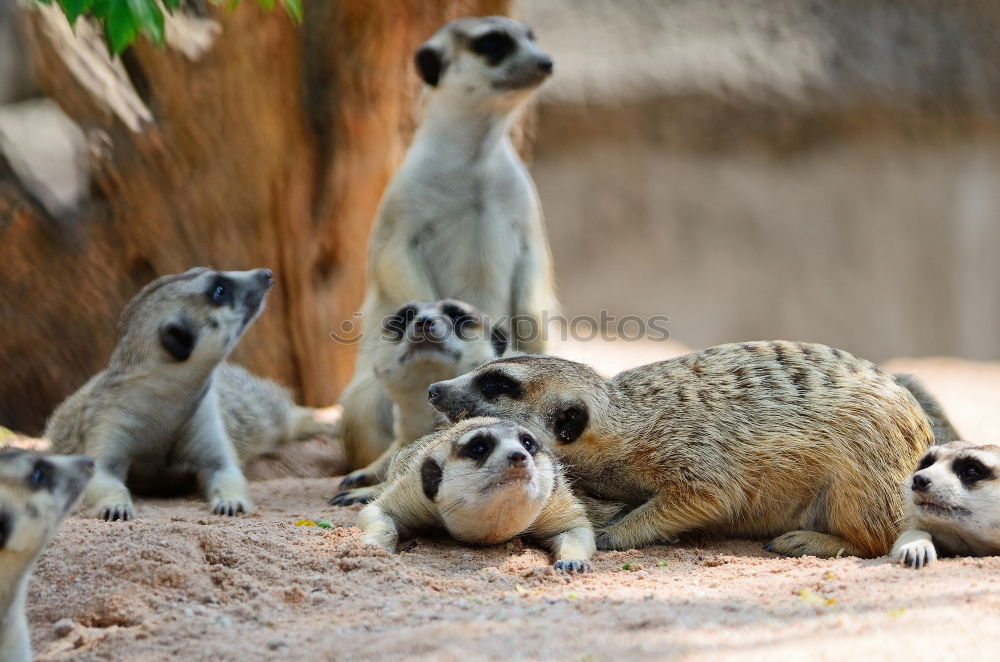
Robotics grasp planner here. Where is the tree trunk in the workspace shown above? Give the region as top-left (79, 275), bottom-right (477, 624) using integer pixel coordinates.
top-left (0, 0), bottom-right (509, 434)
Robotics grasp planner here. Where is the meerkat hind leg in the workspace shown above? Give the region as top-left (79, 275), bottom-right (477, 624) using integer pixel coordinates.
top-left (765, 530), bottom-right (863, 558)
top-left (595, 491), bottom-right (723, 551)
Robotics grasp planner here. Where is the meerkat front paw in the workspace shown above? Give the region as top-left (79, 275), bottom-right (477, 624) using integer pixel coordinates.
top-left (211, 498), bottom-right (249, 516)
top-left (553, 559), bottom-right (590, 573)
top-left (894, 538), bottom-right (937, 569)
top-left (329, 485), bottom-right (381, 506)
top-left (339, 469), bottom-right (377, 490)
top-left (95, 501), bottom-right (135, 521)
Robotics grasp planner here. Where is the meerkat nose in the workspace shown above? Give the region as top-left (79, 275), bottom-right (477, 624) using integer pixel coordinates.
top-left (427, 383), bottom-right (443, 403)
top-left (508, 450), bottom-right (528, 467)
top-left (912, 474), bottom-right (932, 492)
top-left (257, 269), bottom-right (274, 288)
top-left (536, 55), bottom-right (554, 74)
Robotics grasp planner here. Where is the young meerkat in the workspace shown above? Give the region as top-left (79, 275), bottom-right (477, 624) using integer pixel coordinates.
top-left (428, 341), bottom-right (938, 558)
top-left (338, 16), bottom-right (557, 470)
top-left (356, 417), bottom-right (594, 572)
top-left (0, 449), bottom-right (93, 662)
top-left (331, 299), bottom-right (508, 505)
top-left (45, 267), bottom-right (324, 520)
top-left (892, 441), bottom-right (1000, 568)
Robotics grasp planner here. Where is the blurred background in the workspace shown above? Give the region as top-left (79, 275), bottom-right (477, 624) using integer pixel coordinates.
top-left (1, 0), bottom-right (998, 435)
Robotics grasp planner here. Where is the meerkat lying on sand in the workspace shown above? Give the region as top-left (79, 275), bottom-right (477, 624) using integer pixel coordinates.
top-left (46, 267), bottom-right (330, 520)
top-left (0, 449), bottom-right (93, 662)
top-left (356, 417), bottom-right (593, 572)
top-left (429, 341), bottom-right (939, 558)
top-left (339, 16), bottom-right (557, 470)
top-left (331, 299), bottom-right (508, 505)
top-left (892, 441), bottom-right (1000, 568)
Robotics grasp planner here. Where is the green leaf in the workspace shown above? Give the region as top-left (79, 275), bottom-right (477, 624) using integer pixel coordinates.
top-left (281, 0), bottom-right (301, 24)
top-left (127, 0), bottom-right (165, 46)
top-left (162, 0), bottom-right (181, 12)
top-left (256, 0), bottom-right (276, 10)
top-left (57, 0), bottom-right (94, 25)
top-left (104, 1), bottom-right (138, 54)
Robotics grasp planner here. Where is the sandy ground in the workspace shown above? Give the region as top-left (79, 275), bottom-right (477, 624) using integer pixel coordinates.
top-left (11, 340), bottom-right (1000, 661)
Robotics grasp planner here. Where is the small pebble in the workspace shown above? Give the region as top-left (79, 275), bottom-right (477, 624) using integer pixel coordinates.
top-left (183, 608), bottom-right (194, 618)
top-left (53, 618), bottom-right (75, 637)
top-left (267, 639), bottom-right (287, 651)
top-left (218, 616), bottom-right (233, 628)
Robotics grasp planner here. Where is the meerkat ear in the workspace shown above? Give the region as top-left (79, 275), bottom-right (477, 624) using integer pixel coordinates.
top-left (551, 402), bottom-right (589, 444)
top-left (415, 44), bottom-right (445, 86)
top-left (490, 324), bottom-right (509, 356)
top-left (159, 320), bottom-right (197, 362)
top-left (420, 457), bottom-right (443, 501)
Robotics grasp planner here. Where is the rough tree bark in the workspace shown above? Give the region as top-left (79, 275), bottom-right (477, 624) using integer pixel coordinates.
top-left (0, 0), bottom-right (510, 434)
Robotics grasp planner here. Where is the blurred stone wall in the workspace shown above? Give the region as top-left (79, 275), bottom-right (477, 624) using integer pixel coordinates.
top-left (518, 0), bottom-right (1000, 361)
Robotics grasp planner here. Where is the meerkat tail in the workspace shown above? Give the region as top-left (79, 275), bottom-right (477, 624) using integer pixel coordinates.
top-left (290, 406), bottom-right (342, 440)
top-left (893, 373), bottom-right (961, 444)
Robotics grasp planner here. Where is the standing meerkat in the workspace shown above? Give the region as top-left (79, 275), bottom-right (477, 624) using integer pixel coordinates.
top-left (428, 341), bottom-right (937, 558)
top-left (0, 449), bottom-right (93, 662)
top-left (892, 441), bottom-right (1000, 568)
top-left (356, 417), bottom-right (594, 572)
top-left (46, 267), bottom-right (326, 520)
top-left (338, 16), bottom-right (557, 470)
top-left (331, 299), bottom-right (508, 505)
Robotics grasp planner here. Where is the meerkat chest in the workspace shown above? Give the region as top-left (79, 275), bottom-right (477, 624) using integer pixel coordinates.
top-left (440, 492), bottom-right (544, 545)
top-left (402, 150), bottom-right (537, 310)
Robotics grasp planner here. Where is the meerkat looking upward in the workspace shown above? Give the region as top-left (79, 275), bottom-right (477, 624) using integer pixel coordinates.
top-left (338, 16), bottom-right (557, 470)
top-left (429, 342), bottom-right (938, 558)
top-left (0, 449), bottom-right (93, 662)
top-left (45, 267), bottom-right (289, 520)
top-left (330, 299), bottom-right (508, 505)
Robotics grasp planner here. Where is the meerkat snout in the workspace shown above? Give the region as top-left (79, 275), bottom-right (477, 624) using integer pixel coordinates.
top-left (912, 474), bottom-right (932, 492)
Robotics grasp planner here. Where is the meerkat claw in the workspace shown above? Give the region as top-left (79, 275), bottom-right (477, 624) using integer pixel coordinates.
top-left (99, 504), bottom-right (134, 522)
top-left (212, 500), bottom-right (246, 516)
top-left (339, 471), bottom-right (373, 490)
top-left (554, 560), bottom-right (590, 573)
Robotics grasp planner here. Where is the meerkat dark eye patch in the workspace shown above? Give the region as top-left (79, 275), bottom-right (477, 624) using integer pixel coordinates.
top-left (159, 320), bottom-right (197, 361)
top-left (420, 457), bottom-right (443, 501)
top-left (470, 30), bottom-right (515, 65)
top-left (0, 511), bottom-right (10, 549)
top-left (440, 302), bottom-right (479, 337)
top-left (28, 458), bottom-right (54, 491)
top-left (916, 452), bottom-right (937, 471)
top-left (490, 325), bottom-right (509, 356)
top-left (415, 45), bottom-right (444, 86)
top-left (474, 371), bottom-right (522, 400)
top-left (206, 276), bottom-right (234, 306)
top-left (551, 403), bottom-right (589, 444)
top-left (459, 433), bottom-right (495, 465)
top-left (384, 304), bottom-right (418, 341)
top-left (953, 457), bottom-right (993, 486)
